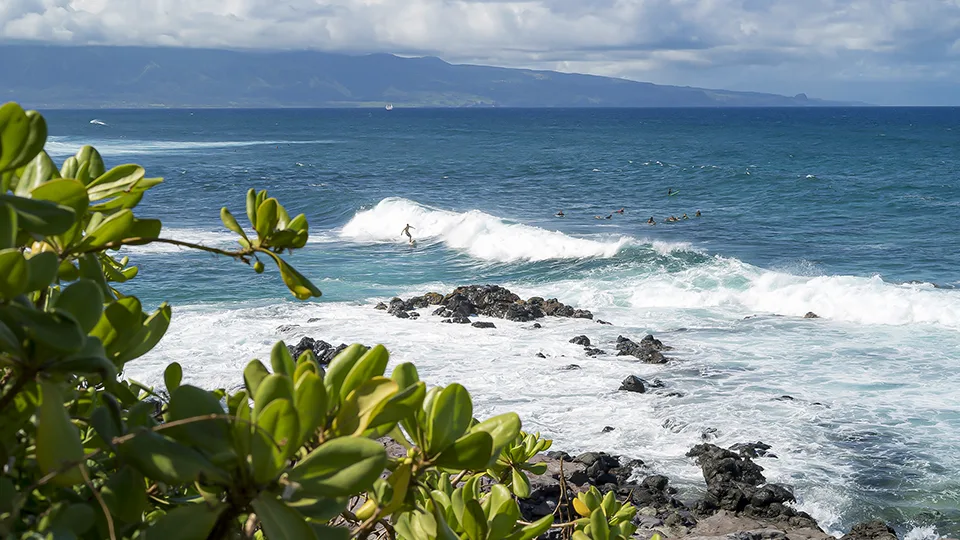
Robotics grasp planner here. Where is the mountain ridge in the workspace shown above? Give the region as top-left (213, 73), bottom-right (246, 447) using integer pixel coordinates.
top-left (0, 44), bottom-right (857, 108)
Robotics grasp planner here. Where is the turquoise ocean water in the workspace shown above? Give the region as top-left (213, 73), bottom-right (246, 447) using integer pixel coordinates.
top-left (44, 108), bottom-right (960, 536)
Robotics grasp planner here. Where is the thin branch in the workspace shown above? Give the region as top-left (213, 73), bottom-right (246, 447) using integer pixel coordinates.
top-left (80, 463), bottom-right (116, 540)
top-left (64, 237), bottom-right (254, 261)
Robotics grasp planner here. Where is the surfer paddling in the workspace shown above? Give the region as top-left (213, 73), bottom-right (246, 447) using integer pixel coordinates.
top-left (401, 224), bottom-right (415, 244)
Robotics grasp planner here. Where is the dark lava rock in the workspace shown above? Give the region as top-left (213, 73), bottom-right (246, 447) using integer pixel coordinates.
top-left (423, 292), bottom-right (444, 305)
top-left (616, 335), bottom-right (668, 364)
top-left (306, 317), bottom-right (321, 323)
top-left (287, 338), bottom-right (354, 366)
top-left (569, 335), bottom-right (591, 346)
top-left (596, 319), bottom-right (612, 325)
top-left (774, 395), bottom-right (796, 401)
top-left (584, 347), bottom-right (606, 357)
top-left (840, 521), bottom-right (898, 540)
top-left (374, 302), bottom-right (388, 310)
top-left (687, 443), bottom-right (817, 527)
top-left (276, 324), bottom-right (300, 333)
top-left (545, 451), bottom-right (573, 461)
top-left (803, 312), bottom-right (820, 319)
top-left (532, 323), bottom-right (542, 329)
top-left (442, 317), bottom-right (471, 324)
top-left (618, 375), bottom-right (647, 393)
top-left (471, 321), bottom-right (496, 329)
top-left (405, 295), bottom-right (431, 309)
top-left (730, 441), bottom-right (775, 459)
top-left (393, 310), bottom-right (410, 319)
top-left (559, 363), bottom-right (580, 370)
top-left (602, 426), bottom-right (616, 433)
top-left (536, 352), bottom-right (547, 359)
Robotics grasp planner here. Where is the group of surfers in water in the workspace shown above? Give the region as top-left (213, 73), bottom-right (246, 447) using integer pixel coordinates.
top-left (554, 208), bottom-right (701, 225)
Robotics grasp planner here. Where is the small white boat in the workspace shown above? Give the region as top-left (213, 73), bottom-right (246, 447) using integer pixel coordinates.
top-left (89, 119), bottom-right (107, 126)
top-left (385, 104), bottom-right (394, 111)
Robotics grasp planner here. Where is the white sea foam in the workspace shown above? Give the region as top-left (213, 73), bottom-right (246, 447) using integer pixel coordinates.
top-left (44, 137), bottom-right (342, 157)
top-left (340, 197), bottom-right (632, 262)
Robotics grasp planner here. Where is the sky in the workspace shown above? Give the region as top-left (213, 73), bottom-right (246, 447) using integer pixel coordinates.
top-left (2, 0), bottom-right (960, 105)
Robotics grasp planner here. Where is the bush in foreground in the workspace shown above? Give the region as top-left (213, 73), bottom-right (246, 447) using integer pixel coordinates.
top-left (0, 102), bottom-right (638, 539)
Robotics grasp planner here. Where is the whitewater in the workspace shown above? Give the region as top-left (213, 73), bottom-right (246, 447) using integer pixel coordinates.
top-left (43, 107), bottom-right (960, 538)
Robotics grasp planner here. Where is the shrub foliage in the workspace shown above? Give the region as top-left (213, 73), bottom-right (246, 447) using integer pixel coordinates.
top-left (0, 103), bottom-right (638, 539)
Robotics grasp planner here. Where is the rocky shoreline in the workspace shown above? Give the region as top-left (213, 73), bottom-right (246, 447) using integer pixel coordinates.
top-left (282, 285), bottom-right (919, 540)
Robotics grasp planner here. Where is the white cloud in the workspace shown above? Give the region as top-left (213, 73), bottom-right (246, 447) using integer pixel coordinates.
top-left (2, 0), bottom-right (960, 103)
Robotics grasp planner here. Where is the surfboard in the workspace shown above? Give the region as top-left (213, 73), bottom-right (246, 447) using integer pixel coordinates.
top-left (668, 190), bottom-right (681, 196)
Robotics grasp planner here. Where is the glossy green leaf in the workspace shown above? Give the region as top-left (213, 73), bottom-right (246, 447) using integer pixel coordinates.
top-left (253, 373), bottom-right (294, 420)
top-left (323, 343), bottom-right (367, 408)
top-left (255, 197), bottom-right (278, 239)
top-left (166, 385), bottom-right (232, 458)
top-left (0, 194), bottom-right (75, 235)
top-left (164, 362), bottom-right (182, 392)
top-left (508, 514), bottom-right (554, 540)
top-left (434, 431), bottom-right (494, 471)
top-left (245, 188), bottom-right (257, 227)
top-left (251, 398), bottom-right (299, 483)
top-left (77, 252), bottom-right (112, 300)
top-left (294, 372), bottom-right (326, 445)
top-left (220, 207), bottom-right (247, 240)
top-left (145, 502), bottom-right (225, 540)
top-left (15, 150), bottom-right (60, 196)
top-left (339, 344), bottom-right (389, 402)
top-left (0, 319), bottom-right (20, 355)
top-left (391, 362), bottom-right (420, 390)
top-left (244, 359), bottom-right (271, 397)
top-left (86, 164), bottom-right (145, 201)
top-left (0, 248), bottom-right (28, 298)
top-left (0, 103), bottom-right (46, 173)
top-left (101, 466), bottom-right (147, 523)
top-left (264, 251), bottom-right (322, 300)
top-left (510, 467), bottom-right (532, 498)
top-left (31, 178), bottom-right (89, 217)
top-left (288, 436), bottom-right (386, 498)
top-left (91, 296), bottom-right (143, 360)
top-left (270, 340), bottom-right (296, 377)
top-left (127, 217), bottom-right (161, 239)
top-left (590, 507), bottom-right (610, 540)
top-left (118, 428), bottom-right (229, 485)
top-left (334, 377), bottom-right (398, 437)
top-left (426, 383), bottom-right (473, 455)
top-left (81, 209), bottom-right (134, 247)
top-left (11, 303), bottom-right (85, 352)
top-left (469, 413), bottom-right (522, 467)
top-left (114, 303), bottom-right (171, 364)
top-left (462, 499), bottom-right (488, 540)
top-left (24, 251), bottom-right (58, 293)
top-left (74, 145), bottom-right (105, 181)
top-left (55, 278), bottom-right (104, 333)
top-left (48, 337), bottom-right (117, 380)
top-left (252, 494), bottom-right (318, 540)
top-left (0, 203), bottom-right (15, 249)
top-left (36, 380), bottom-right (85, 486)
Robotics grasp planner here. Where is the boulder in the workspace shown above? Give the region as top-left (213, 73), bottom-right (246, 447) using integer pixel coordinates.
top-left (619, 375), bottom-right (647, 393)
top-left (423, 292), bottom-right (444, 305)
top-left (569, 335), bottom-right (591, 346)
top-left (559, 363), bottom-right (580, 370)
top-left (803, 312), bottom-right (820, 319)
top-left (730, 441), bottom-right (776, 459)
top-left (616, 335), bottom-right (668, 363)
top-left (840, 521), bottom-right (898, 540)
top-left (442, 317), bottom-right (471, 324)
top-left (471, 321), bottom-right (496, 329)
top-left (596, 319), bottom-right (613, 325)
top-left (287, 338), bottom-right (353, 366)
top-left (374, 302), bottom-right (388, 310)
top-left (584, 347), bottom-right (606, 357)
top-left (601, 426), bottom-right (616, 433)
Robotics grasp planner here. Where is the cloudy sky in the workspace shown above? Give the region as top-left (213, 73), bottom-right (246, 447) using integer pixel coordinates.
top-left (2, 0), bottom-right (959, 104)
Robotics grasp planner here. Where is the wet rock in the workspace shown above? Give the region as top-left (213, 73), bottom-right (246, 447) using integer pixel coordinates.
top-left (393, 310), bottom-right (410, 319)
top-left (840, 521), bottom-right (897, 540)
top-left (405, 295), bottom-right (431, 309)
top-left (803, 312), bottom-right (820, 319)
top-left (423, 292), bottom-right (444, 305)
top-left (532, 322), bottom-right (542, 328)
top-left (602, 426), bottom-right (616, 433)
top-left (774, 395), bottom-right (795, 401)
top-left (570, 335), bottom-right (591, 346)
top-left (730, 442), bottom-right (775, 459)
top-left (596, 319), bottom-right (612, 325)
top-left (442, 317), bottom-right (471, 324)
top-left (616, 335), bottom-right (668, 364)
top-left (306, 317), bottom-right (321, 323)
top-left (584, 347), bottom-right (606, 357)
top-left (571, 309), bottom-right (594, 320)
top-left (374, 302), bottom-right (388, 310)
top-left (687, 443), bottom-right (817, 527)
top-left (619, 375), bottom-right (647, 393)
top-left (536, 352), bottom-right (547, 359)
top-left (545, 450), bottom-right (573, 461)
top-left (471, 321), bottom-right (496, 329)
top-left (276, 324), bottom-right (300, 333)
top-left (559, 363), bottom-right (580, 370)
top-left (287, 338), bottom-right (353, 366)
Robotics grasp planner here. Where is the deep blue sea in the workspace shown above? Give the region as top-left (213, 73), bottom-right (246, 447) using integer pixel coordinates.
top-left (44, 108), bottom-right (960, 537)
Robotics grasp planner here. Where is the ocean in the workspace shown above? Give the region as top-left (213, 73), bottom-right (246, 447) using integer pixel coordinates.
top-left (43, 108), bottom-right (960, 537)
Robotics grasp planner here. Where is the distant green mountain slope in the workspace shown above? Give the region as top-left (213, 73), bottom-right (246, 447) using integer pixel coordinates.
top-left (0, 44), bottom-right (852, 108)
